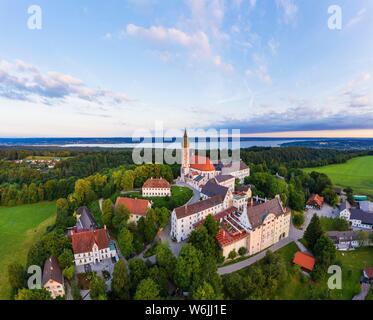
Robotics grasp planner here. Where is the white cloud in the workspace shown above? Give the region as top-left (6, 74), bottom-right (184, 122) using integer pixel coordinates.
top-left (246, 54), bottom-right (272, 85)
top-left (268, 38), bottom-right (280, 55)
top-left (126, 24), bottom-right (212, 57)
top-left (126, 23), bottom-right (233, 73)
top-left (276, 0), bottom-right (298, 24)
top-left (346, 8), bottom-right (367, 29)
top-left (249, 0), bottom-right (257, 8)
top-left (0, 59), bottom-right (131, 105)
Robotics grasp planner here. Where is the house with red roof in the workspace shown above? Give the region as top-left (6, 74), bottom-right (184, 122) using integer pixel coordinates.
top-left (306, 194), bottom-right (324, 209)
top-left (71, 227), bottom-right (117, 266)
top-left (142, 177), bottom-right (171, 197)
top-left (115, 197), bottom-right (151, 224)
top-left (293, 251), bottom-right (316, 272)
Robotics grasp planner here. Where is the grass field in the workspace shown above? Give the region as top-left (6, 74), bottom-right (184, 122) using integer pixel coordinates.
top-left (304, 156), bottom-right (373, 197)
top-left (234, 242), bottom-right (373, 300)
top-left (0, 202), bottom-right (56, 300)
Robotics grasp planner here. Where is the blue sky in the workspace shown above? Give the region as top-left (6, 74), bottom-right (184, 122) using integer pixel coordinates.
top-left (0, 0), bottom-right (373, 137)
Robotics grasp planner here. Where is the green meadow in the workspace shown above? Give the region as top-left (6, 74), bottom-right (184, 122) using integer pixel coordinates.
top-left (0, 202), bottom-right (56, 299)
top-left (304, 156), bottom-right (373, 197)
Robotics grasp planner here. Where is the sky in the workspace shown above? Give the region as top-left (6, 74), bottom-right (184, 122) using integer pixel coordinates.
top-left (0, 0), bottom-right (373, 138)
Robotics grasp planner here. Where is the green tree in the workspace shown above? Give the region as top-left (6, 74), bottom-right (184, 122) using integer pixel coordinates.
top-left (238, 247), bottom-right (247, 257)
top-left (174, 244), bottom-right (203, 291)
top-left (90, 274), bottom-right (106, 300)
top-left (288, 183), bottom-right (305, 211)
top-left (155, 243), bottom-right (177, 276)
top-left (101, 199), bottom-right (114, 228)
top-left (112, 260), bottom-right (130, 300)
top-left (134, 278), bottom-right (160, 300)
top-left (71, 279), bottom-right (81, 300)
top-left (128, 259), bottom-right (148, 293)
top-left (113, 204), bottom-right (130, 230)
top-left (8, 262), bottom-right (25, 292)
top-left (15, 289), bottom-right (52, 300)
top-left (228, 249), bottom-right (237, 260)
top-left (118, 227), bottom-right (134, 258)
top-left (193, 281), bottom-right (217, 300)
top-left (58, 249), bottom-right (74, 270)
top-left (314, 235), bottom-right (336, 268)
top-left (63, 265), bottom-right (75, 281)
top-left (304, 214), bottom-right (323, 250)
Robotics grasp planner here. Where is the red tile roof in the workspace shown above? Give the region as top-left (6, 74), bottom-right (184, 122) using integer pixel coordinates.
top-left (364, 267), bottom-right (373, 279)
top-left (293, 251), bottom-right (315, 272)
top-left (143, 177), bottom-right (171, 189)
top-left (216, 228), bottom-right (248, 247)
top-left (71, 229), bottom-right (110, 254)
top-left (307, 194), bottom-right (324, 208)
top-left (115, 197), bottom-right (151, 216)
top-left (190, 155), bottom-right (216, 172)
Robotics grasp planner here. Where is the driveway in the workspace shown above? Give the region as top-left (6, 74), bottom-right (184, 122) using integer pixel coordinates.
top-left (175, 180), bottom-right (201, 205)
top-left (218, 237), bottom-right (292, 275)
top-left (158, 221), bottom-right (185, 257)
top-left (353, 283), bottom-right (370, 300)
top-left (307, 204), bottom-right (338, 219)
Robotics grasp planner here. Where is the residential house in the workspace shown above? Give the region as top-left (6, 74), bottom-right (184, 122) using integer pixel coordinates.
top-left (215, 160), bottom-right (250, 183)
top-left (115, 197), bottom-right (151, 224)
top-left (306, 194), bottom-right (324, 209)
top-left (201, 179), bottom-right (232, 208)
top-left (42, 256), bottom-right (65, 299)
top-left (142, 177), bottom-right (171, 197)
top-left (339, 205), bottom-right (373, 229)
top-left (363, 267), bottom-right (373, 283)
top-left (71, 227), bottom-right (118, 266)
top-left (327, 230), bottom-right (373, 250)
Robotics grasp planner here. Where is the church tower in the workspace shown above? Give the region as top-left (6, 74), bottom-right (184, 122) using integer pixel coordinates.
top-left (181, 129), bottom-right (190, 181)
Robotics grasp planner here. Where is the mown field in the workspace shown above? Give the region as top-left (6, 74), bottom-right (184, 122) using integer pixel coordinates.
top-left (304, 156), bottom-right (373, 197)
top-left (275, 244), bottom-right (373, 300)
top-left (0, 202), bottom-right (56, 299)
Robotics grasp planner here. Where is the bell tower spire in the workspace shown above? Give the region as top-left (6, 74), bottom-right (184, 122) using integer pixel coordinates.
top-left (181, 129), bottom-right (190, 181)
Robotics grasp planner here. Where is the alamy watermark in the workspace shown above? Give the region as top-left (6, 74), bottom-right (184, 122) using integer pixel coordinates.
top-left (328, 5), bottom-right (343, 30)
top-left (27, 5), bottom-right (42, 30)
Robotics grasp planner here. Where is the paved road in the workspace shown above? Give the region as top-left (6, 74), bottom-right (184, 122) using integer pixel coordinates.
top-left (353, 283), bottom-right (370, 300)
top-left (218, 238), bottom-right (293, 275)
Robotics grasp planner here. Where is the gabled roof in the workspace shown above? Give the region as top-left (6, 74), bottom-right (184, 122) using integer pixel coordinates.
top-left (215, 175), bottom-right (235, 183)
top-left (339, 200), bottom-right (351, 212)
top-left (71, 228), bottom-right (110, 254)
top-left (293, 252), bottom-right (315, 272)
top-left (76, 206), bottom-right (98, 231)
top-left (42, 256), bottom-right (63, 286)
top-left (350, 208), bottom-right (373, 225)
top-left (307, 194), bottom-right (324, 207)
top-left (215, 160), bottom-right (248, 172)
top-left (174, 195), bottom-right (224, 219)
top-left (247, 197), bottom-right (287, 228)
top-left (115, 197), bottom-right (151, 216)
top-left (143, 177), bottom-right (171, 189)
top-left (201, 179), bottom-right (229, 198)
top-left (235, 185), bottom-right (251, 193)
top-left (190, 155), bottom-right (216, 172)
top-left (364, 267), bottom-right (373, 279)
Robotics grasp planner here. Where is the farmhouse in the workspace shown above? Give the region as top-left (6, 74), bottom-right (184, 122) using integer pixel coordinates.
top-left (306, 194), bottom-right (324, 209)
top-left (293, 252), bottom-right (315, 272)
top-left (326, 230), bottom-right (373, 250)
top-left (142, 177), bottom-right (171, 197)
top-left (115, 197), bottom-right (151, 224)
top-left (339, 204), bottom-right (373, 230)
top-left (71, 227), bottom-right (117, 266)
top-left (42, 256), bottom-right (65, 299)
